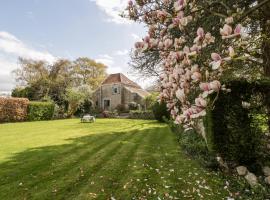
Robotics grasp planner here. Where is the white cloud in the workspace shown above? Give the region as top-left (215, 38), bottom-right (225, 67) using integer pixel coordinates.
top-left (0, 31), bottom-right (57, 92)
top-left (114, 49), bottom-right (129, 56)
top-left (95, 54), bottom-right (114, 67)
top-left (0, 31), bottom-right (56, 63)
top-left (89, 0), bottom-right (131, 24)
top-left (131, 33), bottom-right (140, 40)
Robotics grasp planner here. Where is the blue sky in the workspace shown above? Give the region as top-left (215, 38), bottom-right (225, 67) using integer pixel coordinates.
top-left (0, 0), bottom-right (148, 92)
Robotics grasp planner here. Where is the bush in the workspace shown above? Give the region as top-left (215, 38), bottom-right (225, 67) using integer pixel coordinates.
top-left (128, 102), bottom-right (138, 110)
top-left (27, 101), bottom-right (55, 121)
top-left (129, 110), bottom-right (154, 119)
top-left (102, 110), bottom-right (118, 118)
top-left (0, 97), bottom-right (29, 122)
top-left (205, 79), bottom-right (270, 170)
top-left (116, 104), bottom-right (127, 114)
top-left (144, 92), bottom-right (158, 110)
top-left (152, 101), bottom-right (170, 122)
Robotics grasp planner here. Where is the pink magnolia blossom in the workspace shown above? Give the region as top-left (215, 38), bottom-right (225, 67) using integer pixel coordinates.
top-left (220, 24), bottom-right (233, 36)
top-left (191, 72), bottom-right (201, 81)
top-left (209, 80), bottom-right (221, 92)
top-left (210, 53), bottom-right (222, 70)
top-left (195, 97), bottom-right (207, 108)
top-left (234, 24), bottom-right (242, 35)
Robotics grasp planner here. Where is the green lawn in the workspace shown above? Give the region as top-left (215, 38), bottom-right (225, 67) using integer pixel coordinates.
top-left (0, 119), bottom-right (257, 199)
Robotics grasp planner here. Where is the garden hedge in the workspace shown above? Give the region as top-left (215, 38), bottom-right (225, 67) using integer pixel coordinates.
top-left (152, 101), bottom-right (170, 122)
top-left (0, 97), bottom-right (29, 122)
top-left (129, 110), bottom-right (154, 120)
top-left (27, 101), bottom-right (55, 121)
top-left (205, 79), bottom-right (270, 169)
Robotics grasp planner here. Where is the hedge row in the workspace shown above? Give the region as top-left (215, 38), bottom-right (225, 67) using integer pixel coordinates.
top-left (27, 101), bottom-right (55, 121)
top-left (129, 110), bottom-right (154, 120)
top-left (204, 79), bottom-right (270, 170)
top-left (0, 98), bottom-right (54, 122)
top-left (0, 97), bottom-right (29, 122)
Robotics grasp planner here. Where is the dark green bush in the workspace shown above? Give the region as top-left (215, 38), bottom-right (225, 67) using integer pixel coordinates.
top-left (27, 101), bottom-right (55, 121)
top-left (128, 102), bottom-right (138, 110)
top-left (116, 104), bottom-right (127, 114)
top-left (129, 110), bottom-right (154, 119)
top-left (152, 101), bottom-right (170, 122)
top-left (205, 79), bottom-right (270, 170)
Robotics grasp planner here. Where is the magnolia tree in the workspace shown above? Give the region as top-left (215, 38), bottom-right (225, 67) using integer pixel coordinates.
top-left (125, 0), bottom-right (270, 134)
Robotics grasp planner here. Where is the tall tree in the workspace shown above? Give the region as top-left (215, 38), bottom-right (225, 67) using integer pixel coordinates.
top-left (126, 0), bottom-right (270, 129)
top-left (73, 57), bottom-right (107, 89)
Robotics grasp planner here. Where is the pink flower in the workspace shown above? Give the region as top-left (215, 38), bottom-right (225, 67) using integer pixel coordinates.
top-left (234, 24), bottom-right (242, 35)
top-left (200, 83), bottom-right (211, 91)
top-left (195, 97), bottom-right (207, 108)
top-left (220, 24), bottom-right (232, 36)
top-left (210, 53), bottom-right (222, 70)
top-left (176, 89), bottom-right (185, 102)
top-left (164, 39), bottom-right (173, 49)
top-left (197, 27), bottom-right (204, 38)
top-left (209, 80), bottom-right (221, 92)
top-left (191, 72), bottom-right (201, 81)
top-left (174, 0), bottom-right (186, 11)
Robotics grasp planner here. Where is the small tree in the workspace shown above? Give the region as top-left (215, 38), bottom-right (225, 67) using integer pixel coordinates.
top-left (65, 88), bottom-right (86, 117)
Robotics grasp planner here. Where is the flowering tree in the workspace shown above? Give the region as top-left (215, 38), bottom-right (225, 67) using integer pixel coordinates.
top-left (126, 0), bottom-right (270, 133)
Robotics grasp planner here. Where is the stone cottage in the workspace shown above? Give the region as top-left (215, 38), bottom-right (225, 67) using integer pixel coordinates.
top-left (93, 73), bottom-right (150, 111)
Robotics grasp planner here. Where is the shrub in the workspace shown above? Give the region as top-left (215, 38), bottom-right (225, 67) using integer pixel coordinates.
top-left (27, 101), bottom-right (55, 121)
top-left (170, 121), bottom-right (218, 169)
top-left (144, 92), bottom-right (158, 110)
top-left (116, 104), bottom-right (127, 114)
top-left (152, 101), bottom-right (170, 122)
top-left (205, 79), bottom-right (270, 170)
top-left (0, 97), bottom-right (29, 122)
top-left (129, 110), bottom-right (154, 120)
top-left (128, 102), bottom-right (138, 110)
top-left (102, 110), bottom-right (118, 118)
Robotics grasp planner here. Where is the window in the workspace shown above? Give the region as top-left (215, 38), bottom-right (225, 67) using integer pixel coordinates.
top-left (112, 86), bottom-right (119, 94)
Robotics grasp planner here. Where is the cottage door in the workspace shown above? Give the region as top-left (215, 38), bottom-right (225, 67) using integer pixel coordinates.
top-left (103, 99), bottom-right (110, 110)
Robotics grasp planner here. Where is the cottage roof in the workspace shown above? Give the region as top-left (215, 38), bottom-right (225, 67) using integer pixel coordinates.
top-left (124, 86), bottom-right (150, 98)
top-left (102, 73), bottom-right (141, 89)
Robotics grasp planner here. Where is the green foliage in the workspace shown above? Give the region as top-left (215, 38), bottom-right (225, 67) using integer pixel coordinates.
top-left (65, 87), bottom-right (87, 117)
top-left (206, 79), bottom-right (270, 170)
top-left (128, 102), bottom-right (138, 110)
top-left (102, 110), bottom-right (118, 118)
top-left (115, 104), bottom-right (127, 114)
top-left (13, 57), bottom-right (107, 110)
top-left (144, 92), bottom-right (158, 110)
top-left (152, 101), bottom-right (170, 122)
top-left (27, 101), bottom-right (55, 121)
top-left (0, 97), bottom-right (29, 122)
top-left (129, 110), bottom-right (154, 119)
top-left (170, 121), bottom-right (218, 169)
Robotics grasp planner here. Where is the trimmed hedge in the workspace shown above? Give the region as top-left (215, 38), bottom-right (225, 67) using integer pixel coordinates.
top-left (27, 101), bottom-right (55, 121)
top-left (0, 97), bottom-right (29, 122)
top-left (152, 101), bottom-right (170, 122)
top-left (205, 79), bottom-right (270, 169)
top-left (129, 110), bottom-right (154, 119)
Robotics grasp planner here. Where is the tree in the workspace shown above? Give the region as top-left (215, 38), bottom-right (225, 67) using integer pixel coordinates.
top-left (73, 57), bottom-right (107, 89)
top-left (126, 0), bottom-right (270, 129)
top-left (65, 87), bottom-right (87, 117)
top-left (13, 57), bottom-right (107, 112)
